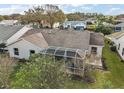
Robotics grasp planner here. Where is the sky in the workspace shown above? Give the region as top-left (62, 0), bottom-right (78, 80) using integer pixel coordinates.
top-left (0, 4), bottom-right (124, 15)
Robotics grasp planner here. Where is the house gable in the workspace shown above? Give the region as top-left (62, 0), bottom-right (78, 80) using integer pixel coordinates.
top-left (7, 39), bottom-right (45, 59)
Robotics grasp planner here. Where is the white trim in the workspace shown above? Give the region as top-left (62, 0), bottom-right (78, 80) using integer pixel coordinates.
top-left (7, 25), bottom-right (32, 45)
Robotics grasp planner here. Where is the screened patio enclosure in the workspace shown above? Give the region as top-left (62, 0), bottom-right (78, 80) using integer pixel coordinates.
top-left (40, 46), bottom-right (87, 77)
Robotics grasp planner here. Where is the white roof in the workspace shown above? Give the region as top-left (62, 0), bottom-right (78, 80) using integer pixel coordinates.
top-left (105, 31), bottom-right (124, 40)
top-left (0, 20), bottom-right (18, 25)
top-left (115, 22), bottom-right (124, 27)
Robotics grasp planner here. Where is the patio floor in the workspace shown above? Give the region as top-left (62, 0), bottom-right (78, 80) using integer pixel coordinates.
top-left (85, 54), bottom-right (103, 69)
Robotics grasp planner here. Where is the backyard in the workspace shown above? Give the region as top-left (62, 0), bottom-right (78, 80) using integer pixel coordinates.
top-left (65, 39), bottom-right (124, 88)
top-left (0, 39), bottom-right (124, 88)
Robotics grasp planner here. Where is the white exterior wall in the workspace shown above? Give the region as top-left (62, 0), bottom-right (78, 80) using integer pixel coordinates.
top-left (115, 36), bottom-right (124, 60)
top-left (0, 20), bottom-right (18, 25)
top-left (8, 39), bottom-right (44, 59)
top-left (63, 22), bottom-right (86, 29)
top-left (63, 23), bottom-right (71, 28)
top-left (7, 25), bottom-right (32, 45)
top-left (73, 23), bottom-right (86, 29)
top-left (89, 45), bottom-right (104, 57)
top-left (53, 22), bottom-right (60, 28)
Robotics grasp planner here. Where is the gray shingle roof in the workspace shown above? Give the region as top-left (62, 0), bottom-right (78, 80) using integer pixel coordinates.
top-left (41, 29), bottom-right (90, 50)
top-left (0, 25), bottom-right (24, 43)
top-left (21, 29), bottom-right (104, 49)
top-left (90, 32), bottom-right (104, 46)
top-left (22, 29), bottom-right (90, 50)
top-left (22, 33), bottom-right (48, 48)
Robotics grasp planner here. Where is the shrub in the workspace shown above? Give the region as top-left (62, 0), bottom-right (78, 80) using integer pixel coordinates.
top-left (18, 58), bottom-right (27, 63)
top-left (121, 60), bottom-right (124, 63)
top-left (0, 54), bottom-right (17, 88)
top-left (110, 46), bottom-right (116, 52)
top-left (11, 54), bottom-right (70, 89)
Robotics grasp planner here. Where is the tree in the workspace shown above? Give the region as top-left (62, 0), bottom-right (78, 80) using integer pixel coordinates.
top-left (10, 14), bottom-right (21, 20)
top-left (106, 16), bottom-right (115, 24)
top-left (66, 12), bottom-right (102, 21)
top-left (23, 5), bottom-right (65, 28)
top-left (24, 9), bottom-right (35, 24)
top-left (54, 10), bottom-right (66, 24)
top-left (66, 13), bottom-right (81, 21)
top-left (44, 4), bottom-right (65, 28)
top-left (3, 15), bottom-right (10, 20)
top-left (95, 24), bottom-right (112, 35)
top-left (24, 6), bottom-right (45, 28)
top-left (31, 6), bottom-right (45, 28)
top-left (11, 54), bottom-right (70, 88)
top-left (0, 54), bottom-right (16, 88)
top-left (20, 15), bottom-right (28, 24)
top-left (0, 15), bottom-right (4, 21)
top-left (96, 14), bottom-right (106, 24)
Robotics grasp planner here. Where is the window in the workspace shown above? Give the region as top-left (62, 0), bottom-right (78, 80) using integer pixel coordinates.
top-left (87, 22), bottom-right (93, 25)
top-left (30, 50), bottom-right (35, 55)
top-left (14, 48), bottom-right (19, 55)
top-left (122, 48), bottom-right (124, 56)
top-left (91, 47), bottom-right (97, 54)
top-left (67, 25), bottom-right (70, 28)
top-left (118, 43), bottom-right (120, 50)
top-left (75, 26), bottom-right (84, 31)
top-left (115, 27), bottom-right (121, 31)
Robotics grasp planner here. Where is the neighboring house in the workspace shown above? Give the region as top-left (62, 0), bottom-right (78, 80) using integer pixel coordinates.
top-left (0, 20), bottom-right (19, 25)
top-left (105, 31), bottom-right (124, 60)
top-left (0, 25), bottom-right (32, 46)
top-left (115, 18), bottom-right (124, 24)
top-left (114, 22), bottom-right (124, 32)
top-left (62, 21), bottom-right (86, 31)
top-left (85, 18), bottom-right (97, 24)
top-left (85, 18), bottom-right (97, 30)
top-left (7, 29), bottom-right (104, 67)
top-left (53, 22), bottom-right (60, 28)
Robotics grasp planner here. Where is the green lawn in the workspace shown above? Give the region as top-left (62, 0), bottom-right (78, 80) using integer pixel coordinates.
top-left (101, 39), bottom-right (124, 88)
top-left (65, 39), bottom-right (124, 89)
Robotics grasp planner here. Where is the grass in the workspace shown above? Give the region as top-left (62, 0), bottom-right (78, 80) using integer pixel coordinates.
top-left (101, 39), bottom-right (124, 88)
top-left (65, 39), bottom-right (124, 89)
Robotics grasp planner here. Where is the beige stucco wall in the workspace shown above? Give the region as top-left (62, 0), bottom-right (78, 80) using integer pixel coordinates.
top-left (88, 45), bottom-right (104, 57)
